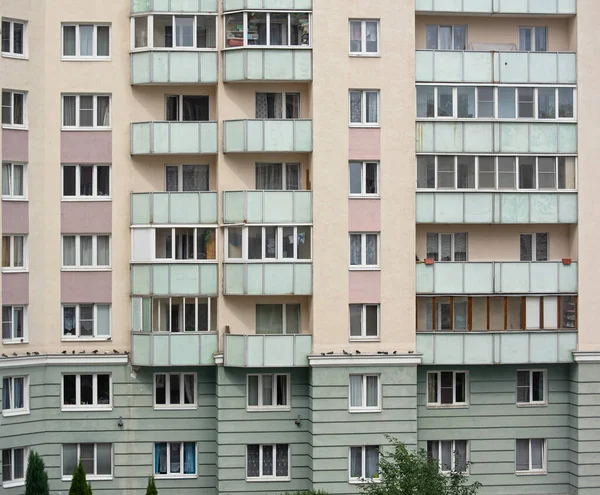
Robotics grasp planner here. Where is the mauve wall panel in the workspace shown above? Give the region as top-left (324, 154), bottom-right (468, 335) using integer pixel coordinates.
top-left (61, 271), bottom-right (112, 303)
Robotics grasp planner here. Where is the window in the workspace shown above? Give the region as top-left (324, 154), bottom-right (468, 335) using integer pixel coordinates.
top-left (516, 439), bottom-right (545, 473)
top-left (350, 90), bottom-right (379, 126)
top-left (349, 375), bottom-right (380, 411)
top-left (349, 20), bottom-right (379, 55)
top-left (422, 297), bottom-right (468, 331)
top-left (255, 93), bottom-right (300, 119)
top-left (256, 304), bottom-right (300, 335)
top-left (62, 374), bottom-right (111, 408)
top-left (62, 444), bottom-right (112, 479)
top-left (2, 447), bottom-right (26, 487)
top-left (155, 442), bottom-right (196, 477)
top-left (1, 306), bottom-right (25, 342)
top-left (1, 91), bottom-right (25, 127)
top-left (520, 233), bottom-right (548, 261)
top-left (165, 95), bottom-right (209, 121)
top-left (62, 24), bottom-right (110, 58)
top-left (517, 370), bottom-right (545, 404)
top-left (62, 304), bottom-right (110, 339)
top-left (247, 374), bottom-right (289, 409)
top-left (426, 25), bottom-right (466, 50)
top-left (427, 371), bottom-right (468, 406)
top-left (517, 87), bottom-right (534, 118)
top-left (165, 165), bottom-right (209, 192)
top-left (427, 441), bottom-right (467, 473)
top-left (349, 304), bottom-right (379, 339)
top-left (132, 14), bottom-right (216, 49)
top-left (1, 19), bottom-right (26, 57)
top-left (2, 376), bottom-right (28, 415)
top-left (519, 27), bottom-right (547, 52)
top-left (256, 163), bottom-right (300, 190)
top-left (62, 94), bottom-right (111, 128)
top-left (2, 163), bottom-right (26, 198)
top-left (349, 233), bottom-right (379, 268)
top-left (225, 12), bottom-right (310, 48)
top-left (142, 297), bottom-right (212, 333)
top-left (154, 373), bottom-right (196, 408)
top-left (349, 161), bottom-right (378, 196)
top-left (349, 446), bottom-right (379, 482)
top-left (246, 444), bottom-right (290, 479)
top-left (153, 227), bottom-right (216, 261)
top-left (62, 235), bottom-right (111, 268)
top-left (62, 165), bottom-right (110, 198)
top-left (426, 233), bottom-right (467, 262)
top-left (2, 235), bottom-right (26, 270)
top-left (225, 226), bottom-right (312, 261)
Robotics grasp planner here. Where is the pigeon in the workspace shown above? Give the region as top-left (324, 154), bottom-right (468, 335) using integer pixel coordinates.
top-left (124, 351), bottom-right (129, 355)
top-left (355, 350), bottom-right (361, 354)
top-left (92, 350), bottom-right (98, 354)
top-left (381, 351), bottom-right (388, 355)
top-left (321, 352), bottom-right (325, 356)
top-left (72, 350), bottom-right (75, 354)
top-left (79, 350), bottom-right (85, 354)
top-left (343, 350), bottom-right (350, 355)
top-left (326, 351), bottom-right (334, 355)
top-left (113, 349), bottom-right (119, 354)
top-left (393, 351), bottom-right (397, 354)
top-left (33, 351), bottom-right (39, 355)
top-left (1, 353), bottom-right (7, 358)
top-left (62, 350), bottom-right (67, 354)
top-left (12, 352), bottom-right (17, 356)
top-left (26, 352), bottom-right (31, 355)
top-left (408, 350), bottom-right (414, 354)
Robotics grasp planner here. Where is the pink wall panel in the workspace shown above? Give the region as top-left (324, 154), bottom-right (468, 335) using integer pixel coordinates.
top-left (61, 201), bottom-right (112, 234)
top-left (348, 128), bottom-right (381, 160)
top-left (349, 271), bottom-right (381, 304)
top-left (2, 129), bottom-right (28, 162)
top-left (2, 201), bottom-right (29, 234)
top-left (61, 131), bottom-right (112, 163)
top-left (61, 271), bottom-right (112, 303)
top-left (3, 273), bottom-right (29, 305)
top-left (348, 199), bottom-right (381, 232)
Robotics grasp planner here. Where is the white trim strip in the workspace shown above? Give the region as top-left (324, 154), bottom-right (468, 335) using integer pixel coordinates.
top-left (572, 351), bottom-right (600, 363)
top-left (309, 353), bottom-right (422, 367)
top-left (0, 354), bottom-right (128, 368)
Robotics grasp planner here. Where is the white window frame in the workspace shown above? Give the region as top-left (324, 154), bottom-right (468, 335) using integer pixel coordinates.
top-left (1, 305), bottom-right (27, 343)
top-left (426, 232), bottom-right (468, 262)
top-left (348, 374), bottom-right (381, 412)
top-left (349, 19), bottom-right (380, 56)
top-left (246, 373), bottom-right (290, 411)
top-left (153, 373), bottom-right (197, 409)
top-left (1, 376), bottom-right (29, 417)
top-left (136, 297), bottom-right (212, 333)
top-left (349, 304), bottom-right (380, 340)
top-left (425, 24), bottom-right (467, 50)
top-left (61, 443), bottom-right (113, 481)
top-left (138, 227), bottom-right (217, 263)
top-left (349, 445), bottom-right (380, 483)
top-left (349, 89), bottom-right (380, 127)
top-left (165, 164), bottom-right (210, 192)
top-left (255, 162), bottom-right (301, 190)
top-left (520, 232), bottom-right (548, 262)
top-left (427, 440), bottom-right (469, 474)
top-left (1, 90), bottom-right (26, 128)
top-left (1, 162), bottom-right (27, 199)
top-left (349, 232), bottom-right (380, 269)
top-left (518, 26), bottom-right (548, 52)
top-left (1, 446), bottom-right (28, 487)
top-left (255, 92), bottom-right (301, 119)
top-left (224, 12), bottom-right (312, 49)
top-left (131, 14), bottom-right (218, 51)
top-left (154, 442), bottom-right (197, 478)
top-left (61, 24), bottom-right (111, 59)
top-left (1, 19), bottom-right (27, 58)
top-left (349, 161), bottom-right (379, 197)
top-left (224, 226), bottom-right (312, 262)
top-left (245, 444), bottom-right (290, 480)
top-left (61, 234), bottom-right (111, 269)
top-left (61, 373), bottom-right (112, 411)
top-left (61, 94), bottom-right (111, 129)
top-left (517, 369), bottom-right (547, 406)
top-left (61, 304), bottom-right (111, 340)
top-left (1, 234), bottom-right (27, 271)
top-left (427, 371), bottom-right (469, 407)
top-left (61, 164), bottom-right (111, 200)
top-left (256, 303), bottom-right (301, 335)
top-left (164, 94), bottom-right (210, 122)
top-left (515, 439), bottom-right (546, 474)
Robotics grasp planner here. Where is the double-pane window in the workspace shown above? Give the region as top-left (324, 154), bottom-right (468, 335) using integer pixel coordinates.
top-left (349, 161), bottom-right (378, 196)
top-left (427, 371), bottom-right (467, 405)
top-left (349, 233), bottom-right (379, 268)
top-left (2, 235), bottom-right (25, 270)
top-left (246, 444), bottom-right (289, 479)
top-left (62, 24), bottom-right (110, 58)
top-left (255, 92), bottom-right (300, 119)
top-left (62, 374), bottom-right (111, 408)
top-left (62, 95), bottom-right (111, 128)
top-left (226, 226), bottom-right (311, 261)
top-left (165, 164), bottom-right (209, 192)
top-left (165, 95), bottom-right (209, 121)
top-left (133, 15), bottom-right (215, 49)
top-left (350, 90), bottom-right (379, 125)
top-left (520, 233), bottom-right (548, 261)
top-left (62, 165), bottom-right (110, 198)
top-left (426, 25), bottom-right (466, 50)
top-left (349, 20), bottom-right (379, 54)
top-left (2, 162), bottom-right (25, 198)
top-left (2, 306), bottom-right (24, 341)
top-left (256, 304), bottom-right (300, 335)
top-left (256, 163), bottom-right (300, 190)
top-left (426, 233), bottom-right (467, 262)
top-left (1, 19), bottom-right (25, 56)
top-left (62, 444), bottom-right (112, 479)
top-left (427, 440), bottom-right (467, 472)
top-left (154, 373), bottom-right (196, 407)
top-left (349, 446), bottom-right (379, 481)
top-left (155, 227), bottom-right (216, 261)
top-left (1, 91), bottom-right (25, 126)
top-left (423, 297), bottom-right (468, 331)
top-left (349, 375), bottom-right (380, 411)
top-left (146, 297), bottom-right (211, 333)
top-left (62, 235), bottom-right (110, 268)
top-left (247, 374), bottom-right (289, 409)
top-left (2, 376), bottom-right (27, 414)
top-left (519, 27), bottom-right (547, 52)
top-left (62, 304), bottom-right (110, 338)
top-left (349, 304), bottom-right (379, 339)
top-left (516, 439), bottom-right (545, 472)
top-left (155, 442), bottom-right (196, 476)
top-left (517, 370), bottom-right (545, 404)
top-left (2, 448), bottom-right (26, 486)
top-left (225, 12), bottom-right (310, 47)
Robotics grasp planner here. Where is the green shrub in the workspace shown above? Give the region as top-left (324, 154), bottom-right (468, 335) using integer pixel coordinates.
top-left (146, 476), bottom-right (158, 495)
top-left (25, 450), bottom-right (50, 495)
top-left (68, 461), bottom-right (92, 495)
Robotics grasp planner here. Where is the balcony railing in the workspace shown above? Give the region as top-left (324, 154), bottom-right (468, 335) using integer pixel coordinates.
top-left (131, 192), bottom-right (218, 225)
top-left (416, 122), bottom-right (577, 155)
top-left (131, 263), bottom-right (218, 296)
top-left (223, 263), bottom-right (312, 295)
top-left (131, 0), bottom-right (217, 13)
top-left (131, 51), bottom-right (218, 85)
top-left (416, 192), bottom-right (577, 224)
top-left (131, 331), bottom-right (218, 366)
top-left (223, 119), bottom-right (312, 153)
top-left (416, 261), bottom-right (578, 294)
top-left (223, 334), bottom-right (312, 367)
top-left (415, 0), bottom-right (576, 15)
top-left (223, 49), bottom-right (312, 82)
top-left (416, 51), bottom-right (576, 85)
top-left (223, 190), bottom-right (312, 224)
top-left (131, 121), bottom-right (218, 155)
top-left (223, 0), bottom-right (312, 11)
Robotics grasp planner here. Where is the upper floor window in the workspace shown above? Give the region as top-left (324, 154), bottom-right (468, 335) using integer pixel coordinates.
top-left (349, 161), bottom-right (378, 196)
top-left (426, 233), bottom-right (467, 262)
top-left (2, 447), bottom-right (26, 487)
top-left (246, 444), bottom-right (290, 480)
top-left (421, 297), bottom-right (468, 331)
top-left (349, 304), bottom-right (379, 339)
top-left (427, 371), bottom-right (468, 406)
top-left (417, 156), bottom-right (577, 191)
top-left (63, 304), bottom-right (111, 339)
top-left (247, 373), bottom-right (290, 410)
top-left (133, 14), bottom-right (216, 49)
top-left (349, 233), bottom-right (379, 268)
top-left (2, 235), bottom-right (26, 271)
top-left (520, 233), bottom-right (548, 261)
top-left (1, 91), bottom-right (25, 127)
top-left (349, 90), bottom-right (379, 126)
top-left (143, 297), bottom-right (212, 333)
top-left (165, 95), bottom-right (209, 122)
top-left (62, 443), bottom-right (112, 480)
top-left (519, 27), bottom-right (547, 52)
top-left (426, 25), bottom-right (466, 50)
top-left (349, 374), bottom-right (380, 412)
top-left (62, 164), bottom-right (110, 198)
top-left (349, 20), bottom-right (379, 55)
top-left (226, 226), bottom-right (312, 261)
top-left (256, 304), bottom-right (300, 335)
top-left (166, 165), bottom-right (209, 192)
top-left (62, 94), bottom-right (111, 129)
top-left (1, 19), bottom-right (26, 57)
top-left (62, 373), bottom-right (111, 409)
top-left (2, 162), bottom-right (26, 198)
top-left (2, 305), bottom-right (25, 343)
top-left (256, 163), bottom-right (300, 190)
top-left (516, 439), bottom-right (545, 473)
top-left (2, 376), bottom-right (28, 416)
top-left (62, 234), bottom-right (111, 269)
top-left (427, 440), bottom-right (467, 473)
top-left (62, 24), bottom-right (110, 59)
top-left (349, 446), bottom-right (379, 482)
top-left (153, 227), bottom-right (216, 261)
top-left (155, 442), bottom-right (196, 477)
top-left (154, 373), bottom-right (196, 408)
top-left (225, 12), bottom-right (310, 48)
top-left (256, 92), bottom-right (300, 119)
top-left (517, 370), bottom-right (546, 405)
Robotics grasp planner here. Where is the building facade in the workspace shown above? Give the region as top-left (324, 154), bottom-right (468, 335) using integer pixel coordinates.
top-left (0, 0), bottom-right (599, 493)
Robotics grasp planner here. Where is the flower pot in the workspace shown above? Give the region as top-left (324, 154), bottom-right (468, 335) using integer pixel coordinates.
top-left (562, 258), bottom-right (572, 265)
top-left (425, 258), bottom-right (434, 265)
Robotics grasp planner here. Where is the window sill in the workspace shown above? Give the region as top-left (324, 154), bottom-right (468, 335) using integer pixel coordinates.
top-left (349, 267), bottom-right (381, 271)
top-left (131, 47), bottom-right (218, 53)
top-left (516, 402), bottom-right (548, 408)
top-left (2, 409), bottom-right (30, 417)
top-left (61, 406), bottom-right (113, 412)
top-left (246, 477), bottom-right (291, 482)
top-left (1, 339), bottom-right (28, 345)
top-left (349, 53), bottom-right (381, 58)
top-left (426, 404), bottom-right (469, 409)
top-left (1, 124), bottom-right (27, 131)
top-left (131, 260), bottom-right (217, 265)
top-left (2, 197), bottom-right (28, 202)
top-left (153, 405), bottom-right (198, 411)
top-left (2, 268), bottom-right (28, 274)
top-left (247, 406), bottom-right (291, 412)
top-left (61, 197), bottom-right (112, 202)
top-left (224, 45), bottom-right (311, 51)
top-left (61, 337), bottom-right (112, 342)
top-left (154, 474), bottom-right (198, 479)
top-left (516, 470), bottom-right (546, 476)
top-left (349, 124), bottom-right (381, 129)
top-left (2, 479), bottom-right (25, 488)
top-left (349, 478), bottom-right (381, 484)
top-left (349, 195), bottom-right (380, 200)
top-left (225, 260), bottom-right (312, 264)
top-left (349, 337), bottom-right (381, 342)
top-left (62, 475), bottom-right (113, 482)
top-left (61, 57), bottom-right (112, 62)
top-left (60, 127), bottom-right (112, 132)
top-left (61, 267), bottom-right (112, 272)
top-left (1, 53), bottom-right (28, 60)
top-left (349, 408), bottom-right (381, 413)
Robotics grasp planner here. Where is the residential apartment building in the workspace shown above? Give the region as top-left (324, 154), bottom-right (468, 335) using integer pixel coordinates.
top-left (0, 0), bottom-right (598, 493)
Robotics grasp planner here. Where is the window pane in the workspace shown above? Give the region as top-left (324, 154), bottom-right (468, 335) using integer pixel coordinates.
top-left (457, 156), bottom-right (475, 189)
top-left (366, 376), bottom-right (378, 407)
top-left (63, 26), bottom-right (77, 55)
top-left (79, 305), bottom-right (94, 336)
top-left (63, 166), bottom-right (76, 196)
top-left (155, 443), bottom-right (167, 474)
top-left (275, 444), bottom-right (288, 476)
top-left (365, 446), bottom-right (379, 478)
top-left (498, 88), bottom-right (516, 118)
top-left (183, 374), bottom-right (195, 404)
top-left (350, 234), bottom-right (362, 265)
top-left (227, 227), bottom-right (242, 259)
top-left (155, 374), bottom-right (166, 404)
top-left (11, 93), bottom-right (23, 125)
top-left (63, 236), bottom-right (76, 266)
top-left (97, 444), bottom-right (112, 475)
top-left (63, 96), bottom-right (77, 126)
top-left (477, 86), bottom-right (495, 118)
top-left (428, 373), bottom-right (438, 403)
top-left (517, 88), bottom-right (534, 118)
top-left (170, 442), bottom-right (181, 474)
top-left (97, 26), bottom-right (110, 56)
top-left (175, 17), bottom-right (194, 47)
top-left (182, 95), bottom-right (209, 121)
top-left (498, 157), bottom-right (516, 189)
top-left (532, 371), bottom-right (544, 402)
top-left (97, 236), bottom-right (110, 265)
top-left (365, 92), bottom-right (378, 123)
top-left (417, 86), bottom-right (435, 118)
top-left (256, 304), bottom-right (283, 335)
top-left (455, 441), bottom-right (467, 471)
top-left (12, 377), bottom-right (24, 409)
top-left (365, 305), bottom-right (378, 336)
top-left (538, 87), bottom-right (556, 119)
top-left (519, 28), bottom-right (531, 51)
top-left (349, 21), bottom-right (362, 52)
top-left (134, 16), bottom-right (148, 48)
top-left (63, 374), bottom-right (76, 405)
top-left (518, 157), bottom-right (536, 189)
top-left (439, 26), bottom-right (452, 49)
top-left (531, 439), bottom-right (543, 469)
top-left (350, 91), bottom-right (362, 123)
top-left (365, 162), bottom-right (377, 194)
top-left (80, 443), bottom-right (95, 474)
top-left (79, 25), bottom-right (93, 56)
top-left (454, 26), bottom-right (466, 50)
top-left (349, 162), bottom-right (362, 194)
top-left (2, 163), bottom-right (11, 195)
top-left (276, 375), bottom-right (287, 406)
top-left (262, 375), bottom-right (273, 406)
top-left (97, 374), bottom-right (110, 405)
top-left (97, 166), bottom-right (110, 196)
top-left (366, 234), bottom-right (378, 265)
top-left (417, 156), bottom-right (435, 188)
top-left (262, 445), bottom-right (273, 476)
top-left (520, 234), bottom-right (533, 261)
top-left (80, 374), bottom-right (93, 404)
top-left (248, 226), bottom-right (262, 260)
top-left (425, 25), bottom-right (438, 49)
top-left (1, 21), bottom-right (10, 53)
top-left (455, 372), bottom-right (466, 403)
top-left (63, 444), bottom-right (78, 477)
top-left (426, 233), bottom-right (438, 261)
top-left (166, 166), bottom-right (178, 192)
top-left (438, 87), bottom-right (453, 117)
top-left (454, 233), bottom-right (467, 261)
top-left (349, 375), bottom-right (363, 408)
top-left (282, 226), bottom-right (294, 259)
top-left (285, 304), bottom-right (300, 334)
top-left (538, 157), bottom-right (555, 189)
top-left (440, 371), bottom-right (453, 404)
top-left (248, 12), bottom-right (267, 46)
top-left (366, 22), bottom-right (378, 52)
top-left (248, 375), bottom-right (259, 406)
top-left (79, 95), bottom-right (94, 127)
top-left (13, 448), bottom-right (24, 479)
top-left (79, 165), bottom-right (93, 196)
top-left (170, 374), bottom-right (180, 404)
top-left (285, 163), bottom-right (299, 190)
top-left (536, 233), bottom-right (548, 261)
top-left (291, 13), bottom-right (309, 46)
top-left (478, 157), bottom-right (495, 188)
top-left (97, 96), bottom-right (110, 126)
top-left (349, 305), bottom-right (362, 337)
top-left (247, 445), bottom-right (259, 477)
top-left (350, 447), bottom-right (362, 478)
top-left (534, 27), bottom-right (547, 52)
top-left (517, 370), bottom-right (530, 402)
top-left (437, 156), bottom-right (455, 189)
top-left (196, 15), bottom-right (215, 48)
top-left (182, 165), bottom-right (208, 192)
top-left (270, 13), bottom-right (288, 46)
top-left (457, 87), bottom-right (475, 118)
top-left (559, 88), bottom-right (574, 118)
top-left (441, 441), bottom-right (452, 471)
top-left (264, 226), bottom-right (277, 259)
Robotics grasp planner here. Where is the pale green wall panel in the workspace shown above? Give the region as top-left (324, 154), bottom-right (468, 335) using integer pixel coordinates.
top-left (464, 193), bottom-right (493, 223)
top-left (417, 0), bottom-right (575, 14)
top-left (264, 264), bottom-right (294, 294)
top-left (169, 193), bottom-right (201, 223)
top-left (463, 123), bottom-right (493, 152)
top-left (463, 51), bottom-right (493, 82)
top-left (416, 192), bottom-right (434, 222)
top-left (558, 53), bottom-right (577, 84)
top-left (559, 124), bottom-right (578, 153)
top-left (131, 264), bottom-right (151, 294)
top-left (434, 193), bottom-right (464, 223)
top-left (264, 191), bottom-right (294, 222)
top-left (499, 52), bottom-right (528, 83)
top-left (131, 52), bottom-right (151, 84)
top-left (246, 49), bottom-right (264, 80)
top-left (558, 194), bottom-right (578, 223)
top-left (223, 120), bottom-right (246, 152)
top-left (294, 263), bottom-right (312, 294)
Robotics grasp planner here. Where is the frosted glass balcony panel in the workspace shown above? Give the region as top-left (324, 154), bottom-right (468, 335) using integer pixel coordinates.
top-left (131, 0), bottom-right (218, 13)
top-left (223, 334), bottom-right (312, 367)
top-left (223, 263), bottom-right (312, 295)
top-left (131, 192), bottom-right (217, 225)
top-left (131, 332), bottom-right (218, 366)
top-left (223, 119), bottom-right (312, 153)
top-left (131, 51), bottom-right (218, 85)
top-left (130, 264), bottom-right (218, 296)
top-left (416, 0), bottom-right (575, 14)
top-left (223, 49), bottom-right (312, 82)
top-left (223, 191), bottom-right (312, 224)
top-left (223, 0), bottom-right (312, 10)
top-left (131, 122), bottom-right (218, 155)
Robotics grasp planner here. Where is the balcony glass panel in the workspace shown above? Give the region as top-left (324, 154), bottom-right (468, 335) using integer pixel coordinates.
top-left (223, 0), bottom-right (312, 12)
top-left (223, 191), bottom-right (312, 224)
top-left (223, 49), bottom-right (311, 82)
top-left (131, 331), bottom-right (218, 366)
top-left (415, 0), bottom-right (575, 14)
top-left (131, 0), bottom-right (218, 13)
top-left (223, 334), bottom-right (312, 367)
top-left (131, 121), bottom-right (218, 155)
top-left (131, 264), bottom-right (218, 296)
top-left (223, 119), bottom-right (312, 153)
top-left (131, 192), bottom-right (218, 225)
top-left (223, 263), bottom-right (312, 295)
top-left (131, 52), bottom-right (218, 85)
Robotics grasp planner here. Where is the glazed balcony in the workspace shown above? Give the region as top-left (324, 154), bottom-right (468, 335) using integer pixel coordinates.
top-left (131, 121), bottom-right (218, 155)
top-left (223, 0), bottom-right (312, 11)
top-left (223, 334), bottom-right (312, 367)
top-left (131, 192), bottom-right (218, 225)
top-left (130, 331), bottom-right (218, 366)
top-left (223, 263), bottom-right (312, 295)
top-left (131, 263), bottom-right (218, 296)
top-left (223, 49), bottom-right (312, 82)
top-left (415, 0), bottom-right (576, 15)
top-left (131, 51), bottom-right (218, 85)
top-left (223, 119), bottom-right (312, 153)
top-left (131, 0), bottom-right (217, 13)
top-left (223, 190), bottom-right (312, 224)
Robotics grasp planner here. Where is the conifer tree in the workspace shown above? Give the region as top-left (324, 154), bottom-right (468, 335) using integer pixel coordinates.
top-left (25, 450), bottom-right (50, 495)
top-left (146, 475), bottom-right (158, 495)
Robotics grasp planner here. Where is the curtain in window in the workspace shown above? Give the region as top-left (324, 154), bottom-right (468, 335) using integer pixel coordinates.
top-left (275, 445), bottom-right (288, 476)
top-left (350, 375), bottom-right (362, 407)
top-left (455, 441), bottom-right (467, 471)
top-left (170, 443), bottom-right (181, 474)
top-left (350, 447), bottom-right (362, 478)
top-left (535, 233), bottom-right (548, 261)
top-left (439, 26), bottom-right (452, 49)
top-left (79, 25), bottom-right (93, 56)
top-left (183, 374), bottom-right (194, 404)
top-left (63, 96), bottom-right (77, 126)
top-left (175, 17), bottom-right (194, 47)
top-left (63, 236), bottom-right (76, 265)
top-left (366, 234), bottom-right (377, 265)
top-left (530, 439), bottom-right (543, 469)
top-left (256, 305), bottom-right (283, 334)
top-left (350, 234), bottom-right (362, 265)
top-left (166, 166), bottom-right (178, 191)
top-left (440, 441), bottom-right (452, 471)
top-left (1, 237), bottom-right (8, 268)
top-left (2, 378), bottom-right (10, 409)
top-left (276, 375), bottom-right (287, 406)
top-left (365, 22), bottom-right (378, 52)
top-left (247, 445), bottom-right (259, 477)
top-left (63, 306), bottom-right (76, 335)
top-left (366, 376), bottom-right (378, 407)
top-left (285, 304), bottom-right (300, 334)
top-left (349, 21), bottom-right (362, 52)
top-left (248, 376), bottom-right (259, 406)
top-left (262, 374), bottom-right (273, 406)
top-left (97, 26), bottom-right (110, 56)
top-left (515, 440), bottom-right (529, 470)
top-left (13, 165), bottom-right (23, 196)
top-left (350, 92), bottom-right (362, 123)
top-left (96, 305), bottom-right (110, 336)
top-left (262, 446), bottom-right (273, 476)
top-left (286, 164), bottom-right (300, 190)
top-left (13, 24), bottom-right (23, 54)
top-left (80, 236), bottom-right (93, 265)
top-left (255, 93), bottom-right (282, 119)
top-left (425, 25), bottom-right (438, 49)
top-left (134, 16), bottom-right (148, 47)
top-left (13, 236), bottom-right (23, 267)
top-left (2, 164), bottom-right (10, 196)
top-left (155, 443), bottom-right (167, 474)
top-left (454, 233), bottom-right (467, 261)
top-left (365, 446), bottom-right (379, 478)
top-left (534, 28), bottom-right (547, 52)
top-left (97, 236), bottom-right (110, 265)
top-left (182, 96), bottom-right (209, 121)
top-left (182, 165), bottom-right (208, 191)
top-left (184, 443), bottom-right (195, 474)
top-left (97, 96), bottom-right (110, 126)
top-left (256, 163), bottom-right (282, 190)
top-left (62, 26), bottom-right (76, 56)
top-left (13, 94), bottom-right (23, 125)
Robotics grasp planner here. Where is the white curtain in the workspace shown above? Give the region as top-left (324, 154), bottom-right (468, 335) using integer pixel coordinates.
top-left (13, 165), bottom-right (23, 196)
top-left (350, 91), bottom-right (362, 123)
top-left (183, 374), bottom-right (194, 404)
top-left (262, 446), bottom-right (273, 476)
top-left (13, 236), bottom-right (23, 267)
top-left (182, 165), bottom-right (208, 191)
top-left (63, 236), bottom-right (76, 266)
top-left (63, 306), bottom-right (76, 335)
top-left (516, 440), bottom-right (529, 470)
top-left (97, 96), bottom-right (110, 127)
top-left (63, 96), bottom-right (77, 126)
top-left (275, 445), bottom-right (288, 477)
top-left (80, 236), bottom-right (93, 266)
top-left (256, 305), bottom-right (283, 334)
top-left (366, 92), bottom-right (378, 123)
top-left (531, 439), bottom-right (543, 469)
top-left (366, 376), bottom-right (378, 407)
top-left (2, 164), bottom-right (11, 196)
top-left (63, 26), bottom-right (76, 56)
top-left (350, 234), bottom-right (362, 265)
top-left (79, 25), bottom-right (93, 56)
top-left (350, 375), bottom-right (363, 407)
top-left (97, 236), bottom-right (110, 265)
top-left (262, 374), bottom-right (273, 406)
top-left (350, 447), bottom-right (362, 478)
top-left (256, 93), bottom-right (282, 119)
top-left (256, 163), bottom-right (282, 190)
top-left (366, 234), bottom-right (377, 265)
top-left (13, 377), bottom-right (23, 409)
top-left (365, 446), bottom-right (379, 477)
top-left (247, 445), bottom-right (260, 477)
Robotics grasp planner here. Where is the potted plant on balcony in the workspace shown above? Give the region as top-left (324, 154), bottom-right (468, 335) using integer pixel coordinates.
top-left (562, 257), bottom-right (572, 265)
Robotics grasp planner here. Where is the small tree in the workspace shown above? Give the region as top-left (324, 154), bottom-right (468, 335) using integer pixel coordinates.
top-left (359, 436), bottom-right (481, 495)
top-left (69, 461), bottom-right (93, 495)
top-left (25, 450), bottom-right (50, 495)
top-left (146, 476), bottom-right (158, 495)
